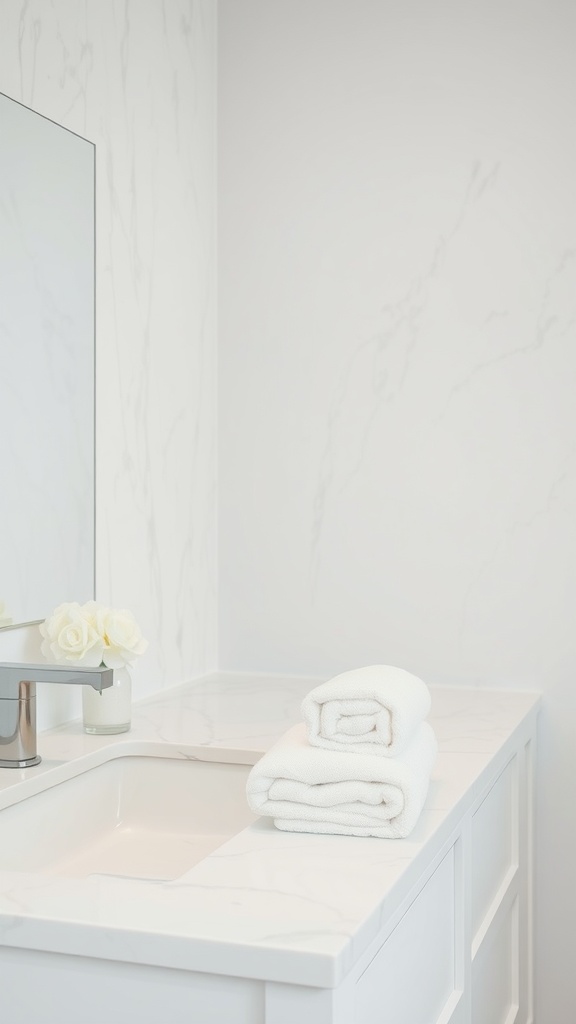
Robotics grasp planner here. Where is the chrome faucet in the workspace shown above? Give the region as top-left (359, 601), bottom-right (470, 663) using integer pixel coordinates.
top-left (0, 662), bottom-right (114, 768)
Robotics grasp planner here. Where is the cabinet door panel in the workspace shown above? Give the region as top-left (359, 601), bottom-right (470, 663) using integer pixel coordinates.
top-left (472, 894), bottom-right (519, 1024)
top-left (471, 758), bottom-right (516, 940)
top-left (355, 846), bottom-right (457, 1024)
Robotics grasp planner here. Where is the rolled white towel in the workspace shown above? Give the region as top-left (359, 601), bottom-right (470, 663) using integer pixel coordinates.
top-left (301, 664), bottom-right (432, 758)
top-left (246, 721), bottom-right (437, 839)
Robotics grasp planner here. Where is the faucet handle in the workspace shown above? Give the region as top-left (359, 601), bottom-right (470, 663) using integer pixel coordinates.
top-left (0, 663), bottom-right (114, 699)
top-left (0, 663), bottom-right (114, 768)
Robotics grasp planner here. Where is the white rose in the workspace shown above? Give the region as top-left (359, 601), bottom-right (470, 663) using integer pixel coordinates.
top-left (40, 602), bottom-right (79, 640)
top-left (92, 605), bottom-right (148, 669)
top-left (80, 600), bottom-right (104, 628)
top-left (40, 602), bottom-right (104, 666)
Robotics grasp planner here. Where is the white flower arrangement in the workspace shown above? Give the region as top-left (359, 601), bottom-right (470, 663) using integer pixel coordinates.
top-left (40, 600), bottom-right (148, 669)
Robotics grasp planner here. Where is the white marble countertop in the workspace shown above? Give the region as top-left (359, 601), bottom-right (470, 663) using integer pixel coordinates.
top-left (0, 671), bottom-right (540, 988)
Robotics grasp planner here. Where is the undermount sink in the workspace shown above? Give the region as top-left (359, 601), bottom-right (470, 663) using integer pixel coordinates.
top-left (0, 753), bottom-right (257, 881)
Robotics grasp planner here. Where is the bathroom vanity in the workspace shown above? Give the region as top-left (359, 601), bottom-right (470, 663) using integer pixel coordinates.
top-left (0, 673), bottom-right (538, 1024)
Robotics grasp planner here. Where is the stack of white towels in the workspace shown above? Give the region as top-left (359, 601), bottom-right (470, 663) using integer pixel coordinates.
top-left (246, 665), bottom-right (437, 839)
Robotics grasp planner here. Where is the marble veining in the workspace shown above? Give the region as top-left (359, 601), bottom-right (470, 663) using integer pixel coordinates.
top-left (309, 159), bottom-right (504, 592)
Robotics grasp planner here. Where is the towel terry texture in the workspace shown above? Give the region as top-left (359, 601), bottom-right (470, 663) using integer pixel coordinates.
top-left (301, 664), bottom-right (432, 758)
top-left (246, 721), bottom-right (437, 839)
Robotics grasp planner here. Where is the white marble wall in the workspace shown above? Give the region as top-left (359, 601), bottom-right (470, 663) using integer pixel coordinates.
top-left (0, 1), bottom-right (218, 720)
top-left (218, 1), bottom-right (576, 1019)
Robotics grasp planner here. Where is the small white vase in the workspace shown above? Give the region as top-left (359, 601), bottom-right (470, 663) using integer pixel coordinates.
top-left (82, 666), bottom-right (132, 735)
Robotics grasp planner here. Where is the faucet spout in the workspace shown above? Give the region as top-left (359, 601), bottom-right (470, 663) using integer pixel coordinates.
top-left (0, 662), bottom-right (114, 768)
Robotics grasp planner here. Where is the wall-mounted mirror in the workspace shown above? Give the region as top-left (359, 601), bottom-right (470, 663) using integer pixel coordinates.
top-left (0, 92), bottom-right (95, 629)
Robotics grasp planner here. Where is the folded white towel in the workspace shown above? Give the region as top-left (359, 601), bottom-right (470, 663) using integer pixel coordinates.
top-left (246, 721), bottom-right (437, 839)
top-left (301, 664), bottom-right (432, 758)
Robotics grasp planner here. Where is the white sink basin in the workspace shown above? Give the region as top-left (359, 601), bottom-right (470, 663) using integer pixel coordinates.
top-left (0, 753), bottom-right (256, 881)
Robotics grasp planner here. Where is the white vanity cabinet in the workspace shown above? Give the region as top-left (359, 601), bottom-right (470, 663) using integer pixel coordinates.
top-left (0, 677), bottom-right (538, 1024)
top-left (266, 734), bottom-right (533, 1024)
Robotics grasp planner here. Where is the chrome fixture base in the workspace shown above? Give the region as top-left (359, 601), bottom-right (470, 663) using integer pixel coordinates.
top-left (0, 755), bottom-right (41, 769)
